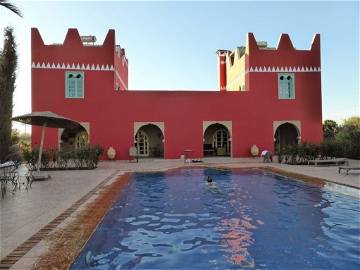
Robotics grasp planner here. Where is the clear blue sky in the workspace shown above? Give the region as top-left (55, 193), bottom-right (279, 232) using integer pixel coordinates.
top-left (0, 1), bottom-right (359, 131)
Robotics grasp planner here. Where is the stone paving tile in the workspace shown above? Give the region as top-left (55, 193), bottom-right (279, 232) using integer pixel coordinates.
top-left (0, 167), bottom-right (117, 260)
top-left (270, 160), bottom-right (360, 189)
top-left (7, 257), bottom-right (38, 270)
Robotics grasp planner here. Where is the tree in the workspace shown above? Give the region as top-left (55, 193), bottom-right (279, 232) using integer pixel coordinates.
top-left (336, 116), bottom-right (360, 159)
top-left (0, 0), bottom-right (23, 17)
top-left (0, 27), bottom-right (17, 162)
top-left (343, 116), bottom-right (360, 129)
top-left (11, 128), bottom-right (20, 145)
top-left (323, 119), bottom-right (338, 139)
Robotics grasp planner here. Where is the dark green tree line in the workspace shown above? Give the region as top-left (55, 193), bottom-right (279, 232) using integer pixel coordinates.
top-left (322, 117), bottom-right (360, 159)
top-left (0, 1), bottom-right (21, 162)
top-left (0, 27), bottom-right (17, 162)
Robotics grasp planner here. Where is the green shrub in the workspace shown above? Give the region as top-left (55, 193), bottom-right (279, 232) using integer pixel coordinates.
top-left (320, 139), bottom-right (342, 158)
top-left (322, 116), bottom-right (360, 159)
top-left (276, 117), bottom-right (360, 164)
top-left (278, 142), bottom-right (319, 165)
top-left (336, 125), bottom-right (360, 159)
top-left (23, 144), bottom-right (104, 170)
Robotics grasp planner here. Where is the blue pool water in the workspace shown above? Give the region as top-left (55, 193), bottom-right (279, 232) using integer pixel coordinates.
top-left (71, 168), bottom-right (360, 269)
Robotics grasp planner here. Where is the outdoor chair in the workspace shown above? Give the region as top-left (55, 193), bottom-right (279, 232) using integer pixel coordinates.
top-left (0, 161), bottom-right (20, 198)
top-left (25, 164), bottom-right (35, 190)
top-left (129, 146), bottom-right (139, 163)
top-left (203, 144), bottom-right (215, 156)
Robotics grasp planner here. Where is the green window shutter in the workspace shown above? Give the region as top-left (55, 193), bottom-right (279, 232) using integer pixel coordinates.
top-left (68, 78), bottom-right (76, 97)
top-left (278, 73), bottom-right (295, 99)
top-left (65, 71), bottom-right (84, 98)
top-left (76, 73), bottom-right (84, 98)
top-left (279, 75), bottom-right (286, 98)
top-left (288, 75), bottom-right (294, 98)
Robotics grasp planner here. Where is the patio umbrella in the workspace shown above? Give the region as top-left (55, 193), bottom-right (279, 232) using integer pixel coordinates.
top-left (12, 111), bottom-right (82, 173)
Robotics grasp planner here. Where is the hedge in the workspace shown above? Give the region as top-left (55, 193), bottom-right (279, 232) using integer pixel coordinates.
top-left (23, 145), bottom-right (104, 170)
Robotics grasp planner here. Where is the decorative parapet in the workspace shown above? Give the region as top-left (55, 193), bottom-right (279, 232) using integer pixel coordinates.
top-left (226, 66), bottom-right (321, 90)
top-left (31, 62), bottom-right (114, 71)
top-left (247, 32), bottom-right (320, 52)
top-left (248, 66), bottom-right (321, 72)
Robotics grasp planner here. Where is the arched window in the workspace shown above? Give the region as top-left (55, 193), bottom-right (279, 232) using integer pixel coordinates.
top-left (274, 122), bottom-right (299, 151)
top-left (213, 129), bottom-right (228, 149)
top-left (60, 125), bottom-right (89, 151)
top-left (278, 73), bottom-right (295, 99)
top-left (65, 71), bottom-right (84, 98)
top-left (203, 123), bottom-right (231, 157)
top-left (135, 130), bottom-right (149, 156)
top-left (76, 131), bottom-right (89, 149)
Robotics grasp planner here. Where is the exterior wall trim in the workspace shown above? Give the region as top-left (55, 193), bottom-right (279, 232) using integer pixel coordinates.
top-left (226, 66), bottom-right (321, 89)
top-left (273, 120), bottom-right (301, 141)
top-left (31, 62), bottom-right (114, 71)
top-left (249, 66), bottom-right (321, 73)
top-left (203, 121), bottom-right (233, 157)
top-left (133, 122), bottom-right (165, 143)
top-left (115, 70), bottom-right (128, 90)
top-left (58, 122), bottom-right (90, 150)
top-left (203, 121), bottom-right (232, 138)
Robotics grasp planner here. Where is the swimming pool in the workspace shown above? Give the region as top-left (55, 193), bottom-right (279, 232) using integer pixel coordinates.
top-left (71, 168), bottom-right (360, 269)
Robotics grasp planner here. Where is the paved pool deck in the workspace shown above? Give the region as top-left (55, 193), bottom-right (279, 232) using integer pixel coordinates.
top-left (1, 158), bottom-right (359, 269)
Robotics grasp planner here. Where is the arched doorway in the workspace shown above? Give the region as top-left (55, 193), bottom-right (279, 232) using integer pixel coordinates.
top-left (274, 122), bottom-right (299, 151)
top-left (60, 125), bottom-right (88, 151)
top-left (203, 123), bottom-right (231, 156)
top-left (135, 124), bottom-right (164, 158)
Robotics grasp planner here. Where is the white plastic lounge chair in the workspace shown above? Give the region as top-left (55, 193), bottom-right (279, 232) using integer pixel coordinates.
top-left (308, 158), bottom-right (348, 166)
top-left (338, 165), bottom-right (360, 175)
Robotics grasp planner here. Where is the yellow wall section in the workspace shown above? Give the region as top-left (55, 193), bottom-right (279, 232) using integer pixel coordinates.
top-left (225, 47), bottom-right (246, 91)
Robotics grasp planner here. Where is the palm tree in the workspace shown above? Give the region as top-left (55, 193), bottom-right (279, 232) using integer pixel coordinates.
top-left (0, 0), bottom-right (23, 17)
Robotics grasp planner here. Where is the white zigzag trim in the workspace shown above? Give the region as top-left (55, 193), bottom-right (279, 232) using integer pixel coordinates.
top-left (115, 70), bottom-right (127, 90)
top-left (31, 61), bottom-right (118, 72)
top-left (248, 66), bottom-right (321, 73)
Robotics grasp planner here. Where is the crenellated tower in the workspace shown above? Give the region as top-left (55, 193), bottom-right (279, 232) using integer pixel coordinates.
top-left (217, 33), bottom-right (321, 92)
top-left (31, 28), bottom-right (128, 101)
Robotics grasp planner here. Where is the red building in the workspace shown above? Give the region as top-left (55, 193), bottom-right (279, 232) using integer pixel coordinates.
top-left (31, 28), bottom-right (322, 159)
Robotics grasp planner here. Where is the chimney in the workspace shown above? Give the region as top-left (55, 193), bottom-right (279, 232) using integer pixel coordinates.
top-left (216, 50), bottom-right (228, 91)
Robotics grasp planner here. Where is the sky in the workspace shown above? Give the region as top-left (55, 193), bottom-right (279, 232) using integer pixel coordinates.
top-left (0, 0), bottom-right (359, 132)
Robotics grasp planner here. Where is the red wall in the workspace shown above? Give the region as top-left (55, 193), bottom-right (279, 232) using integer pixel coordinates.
top-left (31, 29), bottom-right (323, 160)
top-left (114, 47), bottom-right (128, 90)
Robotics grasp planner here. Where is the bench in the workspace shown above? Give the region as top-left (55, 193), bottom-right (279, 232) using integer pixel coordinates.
top-left (338, 166), bottom-right (360, 175)
top-left (308, 158), bottom-right (349, 166)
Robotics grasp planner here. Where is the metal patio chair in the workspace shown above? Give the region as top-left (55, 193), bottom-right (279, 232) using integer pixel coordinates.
top-left (24, 163), bottom-right (35, 190)
top-left (0, 161), bottom-right (20, 198)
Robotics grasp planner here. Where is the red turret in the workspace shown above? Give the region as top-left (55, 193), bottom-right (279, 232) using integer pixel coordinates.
top-left (216, 50), bottom-right (229, 91)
